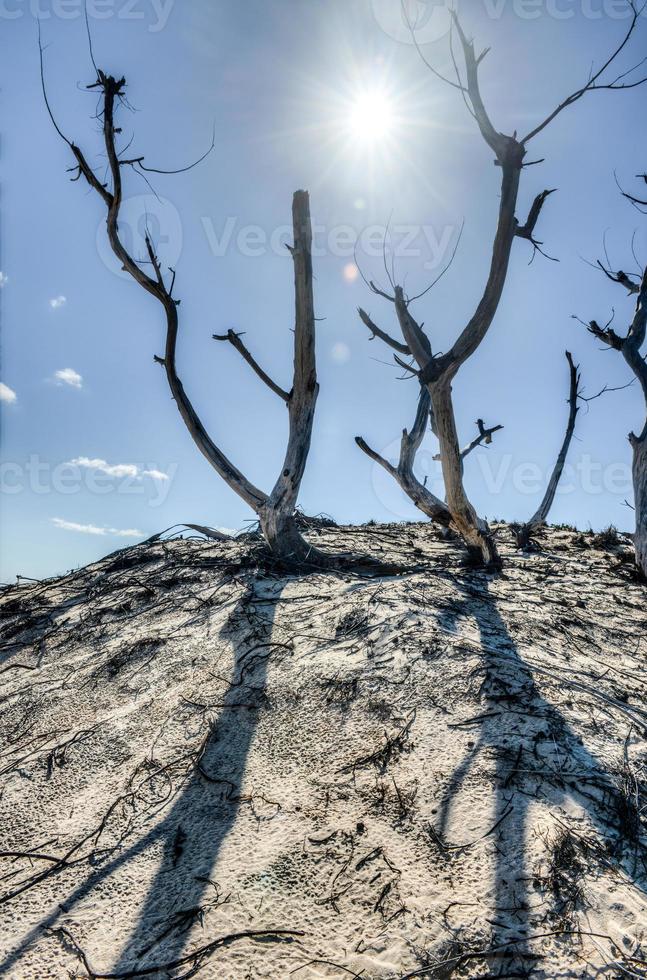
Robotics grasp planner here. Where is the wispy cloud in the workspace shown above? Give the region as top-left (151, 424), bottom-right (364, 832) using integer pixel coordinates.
top-left (0, 383), bottom-right (17, 404)
top-left (69, 457), bottom-right (170, 481)
top-left (0, 272), bottom-right (8, 289)
top-left (51, 517), bottom-right (144, 538)
top-left (49, 295), bottom-right (67, 310)
top-left (142, 468), bottom-right (170, 481)
top-left (54, 368), bottom-right (83, 389)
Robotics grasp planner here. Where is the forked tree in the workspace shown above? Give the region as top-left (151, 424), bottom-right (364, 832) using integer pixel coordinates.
top-left (355, 7), bottom-right (646, 567)
top-left (581, 173), bottom-right (647, 577)
top-left (356, 379), bottom-right (502, 530)
top-left (43, 63), bottom-right (321, 564)
top-left (357, 353), bottom-right (579, 549)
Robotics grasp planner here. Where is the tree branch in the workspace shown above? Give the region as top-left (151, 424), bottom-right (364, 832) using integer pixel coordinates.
top-left (393, 287), bottom-right (434, 375)
top-left (357, 308), bottom-right (411, 355)
top-left (55, 71), bottom-right (268, 513)
top-left (514, 351), bottom-right (581, 547)
top-left (355, 386), bottom-right (452, 527)
top-left (459, 419), bottom-right (504, 460)
top-left (515, 188), bottom-right (557, 255)
top-left (438, 147), bottom-right (524, 378)
top-left (522, 3), bottom-right (647, 144)
top-left (432, 418), bottom-right (503, 462)
top-left (213, 330), bottom-right (290, 402)
top-left (450, 13), bottom-right (507, 159)
top-left (595, 259), bottom-right (641, 294)
top-left (624, 266), bottom-right (647, 439)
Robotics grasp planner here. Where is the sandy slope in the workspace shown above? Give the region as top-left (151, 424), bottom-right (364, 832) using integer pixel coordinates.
top-left (0, 523), bottom-right (645, 979)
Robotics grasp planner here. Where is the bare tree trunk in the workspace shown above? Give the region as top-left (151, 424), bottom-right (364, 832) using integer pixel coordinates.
top-left (259, 190), bottom-right (320, 562)
top-left (587, 261), bottom-right (647, 578)
top-left (513, 352), bottom-right (580, 549)
top-left (429, 379), bottom-right (500, 565)
top-left (631, 433), bottom-right (647, 576)
top-left (356, 384), bottom-right (502, 537)
top-left (356, 386), bottom-right (453, 527)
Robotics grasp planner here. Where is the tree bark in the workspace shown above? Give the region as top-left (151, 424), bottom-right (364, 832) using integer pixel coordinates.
top-left (259, 190), bottom-right (321, 562)
top-left (631, 433), bottom-right (647, 576)
top-left (356, 385), bottom-right (502, 534)
top-left (429, 379), bottom-right (500, 566)
top-left (588, 265), bottom-right (647, 576)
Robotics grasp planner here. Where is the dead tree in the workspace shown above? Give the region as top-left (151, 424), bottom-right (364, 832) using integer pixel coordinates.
top-left (43, 65), bottom-right (321, 564)
top-left (356, 7), bottom-right (646, 567)
top-left (512, 352), bottom-right (581, 549)
top-left (356, 380), bottom-right (502, 530)
top-left (581, 176), bottom-right (647, 576)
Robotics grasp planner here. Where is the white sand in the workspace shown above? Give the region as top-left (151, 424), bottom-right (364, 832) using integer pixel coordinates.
top-left (0, 523), bottom-right (645, 978)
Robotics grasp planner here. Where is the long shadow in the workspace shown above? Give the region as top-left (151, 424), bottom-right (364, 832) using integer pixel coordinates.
top-left (435, 571), bottom-right (646, 977)
top-left (0, 569), bottom-right (285, 976)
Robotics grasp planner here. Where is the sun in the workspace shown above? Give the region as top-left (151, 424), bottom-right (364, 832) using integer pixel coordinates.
top-left (346, 88), bottom-right (396, 146)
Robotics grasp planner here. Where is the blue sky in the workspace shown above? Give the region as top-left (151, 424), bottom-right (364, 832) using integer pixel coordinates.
top-left (1, 0), bottom-right (646, 581)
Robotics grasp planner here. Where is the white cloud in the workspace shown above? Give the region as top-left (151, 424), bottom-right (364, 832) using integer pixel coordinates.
top-left (0, 272), bottom-right (8, 288)
top-left (141, 468), bottom-right (170, 481)
top-left (54, 368), bottom-right (83, 389)
top-left (51, 517), bottom-right (143, 538)
top-left (69, 457), bottom-right (170, 481)
top-left (71, 457), bottom-right (139, 479)
top-left (49, 295), bottom-right (67, 310)
top-left (0, 383), bottom-right (17, 404)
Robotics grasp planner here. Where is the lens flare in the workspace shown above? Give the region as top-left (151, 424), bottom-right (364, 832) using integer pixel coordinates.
top-left (346, 89), bottom-right (396, 145)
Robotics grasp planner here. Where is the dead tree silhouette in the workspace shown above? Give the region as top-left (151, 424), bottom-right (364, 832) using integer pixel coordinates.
top-left (580, 169), bottom-right (647, 578)
top-left (355, 6), bottom-right (647, 568)
top-left (433, 570), bottom-right (646, 976)
top-left (40, 35), bottom-right (323, 565)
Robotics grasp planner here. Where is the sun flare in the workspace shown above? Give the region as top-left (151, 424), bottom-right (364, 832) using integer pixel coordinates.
top-left (346, 88), bottom-right (396, 146)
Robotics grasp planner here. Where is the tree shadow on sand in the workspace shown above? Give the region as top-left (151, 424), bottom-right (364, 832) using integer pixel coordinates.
top-left (0, 569), bottom-right (287, 976)
top-left (0, 547), bottom-right (409, 977)
top-left (434, 571), bottom-right (646, 977)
